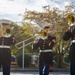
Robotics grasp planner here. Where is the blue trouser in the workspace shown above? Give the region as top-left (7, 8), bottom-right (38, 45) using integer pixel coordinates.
top-left (39, 64), bottom-right (51, 75)
top-left (69, 44), bottom-right (75, 75)
top-left (2, 64), bottom-right (10, 75)
top-left (70, 62), bottom-right (75, 75)
top-left (38, 52), bottom-right (53, 75)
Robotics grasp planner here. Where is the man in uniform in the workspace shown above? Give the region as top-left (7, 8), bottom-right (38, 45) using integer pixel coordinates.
top-left (32, 26), bottom-right (56, 75)
top-left (63, 15), bottom-right (75, 75)
top-left (0, 23), bottom-right (16, 75)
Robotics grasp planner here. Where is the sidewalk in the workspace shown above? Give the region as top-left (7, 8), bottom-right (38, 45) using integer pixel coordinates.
top-left (0, 68), bottom-right (70, 75)
top-left (0, 63), bottom-right (70, 73)
top-left (0, 68), bottom-right (70, 73)
top-left (10, 63), bottom-right (70, 72)
top-left (9, 65), bottom-right (70, 73)
top-left (10, 69), bottom-right (70, 72)
top-left (0, 72), bottom-right (70, 75)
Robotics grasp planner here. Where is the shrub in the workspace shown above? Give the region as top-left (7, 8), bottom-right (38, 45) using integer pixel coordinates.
top-left (11, 55), bottom-right (16, 62)
top-left (64, 54), bottom-right (69, 63)
top-left (16, 53), bottom-right (31, 67)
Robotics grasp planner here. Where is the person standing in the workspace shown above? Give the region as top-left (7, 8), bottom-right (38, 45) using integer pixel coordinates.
top-left (32, 26), bottom-right (56, 75)
top-left (63, 15), bottom-right (75, 75)
top-left (0, 28), bottom-right (16, 75)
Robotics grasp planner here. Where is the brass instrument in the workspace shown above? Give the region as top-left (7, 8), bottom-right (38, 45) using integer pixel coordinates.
top-left (35, 29), bottom-right (56, 40)
top-left (1, 22), bottom-right (12, 37)
top-left (66, 14), bottom-right (75, 34)
top-left (39, 29), bottom-right (48, 39)
top-left (66, 14), bottom-right (75, 26)
top-left (34, 29), bottom-right (48, 40)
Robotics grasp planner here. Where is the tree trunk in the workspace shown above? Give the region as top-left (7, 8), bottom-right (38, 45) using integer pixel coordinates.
top-left (58, 53), bottom-right (63, 68)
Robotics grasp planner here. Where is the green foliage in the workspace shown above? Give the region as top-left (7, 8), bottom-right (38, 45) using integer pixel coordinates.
top-left (16, 53), bottom-right (31, 67)
top-left (22, 4), bottom-right (75, 68)
top-left (3, 4), bottom-right (75, 68)
top-left (64, 53), bottom-right (69, 63)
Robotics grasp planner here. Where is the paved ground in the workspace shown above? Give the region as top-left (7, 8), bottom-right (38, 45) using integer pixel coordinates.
top-left (0, 71), bottom-right (70, 75)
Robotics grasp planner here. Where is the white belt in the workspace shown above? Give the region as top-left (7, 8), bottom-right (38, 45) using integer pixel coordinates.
top-left (0, 45), bottom-right (10, 48)
top-left (71, 40), bottom-right (75, 43)
top-left (40, 49), bottom-right (52, 52)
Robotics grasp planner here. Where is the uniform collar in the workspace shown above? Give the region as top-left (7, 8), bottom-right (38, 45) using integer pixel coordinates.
top-left (4, 34), bottom-right (11, 38)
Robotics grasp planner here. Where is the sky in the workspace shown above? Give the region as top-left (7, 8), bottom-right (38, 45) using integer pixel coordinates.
top-left (0, 0), bottom-right (75, 23)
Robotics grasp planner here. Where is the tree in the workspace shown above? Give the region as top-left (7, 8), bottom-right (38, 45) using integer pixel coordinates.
top-left (23, 4), bottom-right (75, 68)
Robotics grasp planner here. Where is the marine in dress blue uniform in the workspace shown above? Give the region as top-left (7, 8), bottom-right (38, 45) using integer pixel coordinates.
top-left (0, 28), bottom-right (16, 75)
top-left (63, 15), bottom-right (75, 75)
top-left (32, 26), bottom-right (56, 75)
